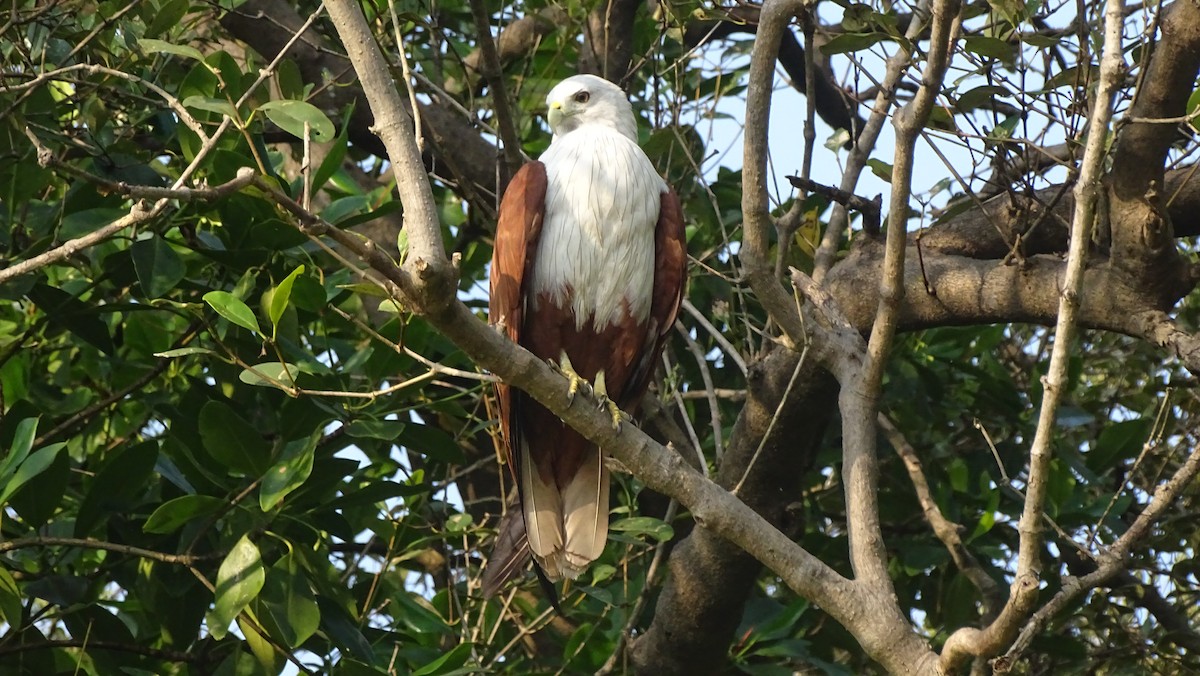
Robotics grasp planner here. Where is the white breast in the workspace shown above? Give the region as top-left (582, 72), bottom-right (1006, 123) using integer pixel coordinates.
top-left (532, 126), bottom-right (666, 330)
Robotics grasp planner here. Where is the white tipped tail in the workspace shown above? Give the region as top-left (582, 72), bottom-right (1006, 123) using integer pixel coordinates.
top-left (520, 439), bottom-right (610, 580)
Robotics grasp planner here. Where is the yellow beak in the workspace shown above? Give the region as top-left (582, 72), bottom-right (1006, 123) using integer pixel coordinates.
top-left (547, 101), bottom-right (564, 129)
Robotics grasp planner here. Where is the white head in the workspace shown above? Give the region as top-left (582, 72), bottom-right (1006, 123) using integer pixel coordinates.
top-left (545, 74), bottom-right (638, 142)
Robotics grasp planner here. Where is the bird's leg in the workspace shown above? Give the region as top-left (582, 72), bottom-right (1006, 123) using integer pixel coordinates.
top-left (553, 352), bottom-right (589, 406)
top-left (593, 370), bottom-right (627, 431)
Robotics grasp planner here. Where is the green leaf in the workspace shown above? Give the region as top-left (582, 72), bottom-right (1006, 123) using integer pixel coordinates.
top-left (139, 38), bottom-right (206, 62)
top-left (317, 597), bottom-right (376, 663)
top-left (203, 290), bottom-right (261, 335)
top-left (590, 563), bottom-right (616, 586)
top-left (239, 616), bottom-right (280, 673)
top-left (444, 513), bottom-right (473, 534)
top-left (238, 361), bottom-right (311, 387)
top-left (182, 95), bottom-right (238, 119)
top-left (0, 417), bottom-right (38, 484)
top-left (1091, 418), bottom-right (1151, 469)
top-left (7, 449), bottom-right (69, 527)
top-left (256, 100), bottom-right (335, 142)
top-left (609, 516), bottom-right (674, 543)
top-left (311, 113), bottom-right (351, 192)
top-left (330, 199), bottom-right (402, 229)
top-left (74, 440), bottom-right (159, 537)
top-left (0, 568), bottom-right (21, 627)
top-left (956, 85), bottom-right (1010, 113)
top-left (947, 458), bottom-right (969, 493)
top-left (144, 0), bottom-right (189, 39)
top-left (399, 423), bottom-right (465, 464)
top-left (268, 264), bottom-right (306, 334)
top-left (0, 443), bottom-right (65, 505)
top-left (1188, 88), bottom-right (1200, 133)
top-left (208, 535), bottom-right (265, 640)
top-left (1045, 64), bottom-right (1099, 90)
top-left (412, 642), bottom-right (473, 676)
top-left (199, 400), bottom-right (272, 476)
top-left (256, 554), bottom-right (320, 648)
top-left (963, 35), bottom-right (1016, 61)
top-left (259, 431), bottom-right (317, 511)
top-left (345, 419), bottom-right (406, 440)
top-left (866, 159), bottom-right (893, 183)
top-left (131, 235), bottom-right (185, 298)
top-left (155, 346), bottom-right (220, 358)
top-left (27, 284), bottom-right (115, 354)
top-left (143, 495), bottom-right (227, 534)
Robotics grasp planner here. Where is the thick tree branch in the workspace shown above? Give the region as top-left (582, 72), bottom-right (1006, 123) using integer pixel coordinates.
top-left (1105, 0), bottom-right (1200, 290)
top-left (1109, 0), bottom-right (1200, 202)
top-left (851, 0), bottom-right (960, 589)
top-left (325, 0), bottom-right (452, 307)
top-left (740, 0), bottom-right (808, 350)
top-left (579, 0), bottom-right (641, 81)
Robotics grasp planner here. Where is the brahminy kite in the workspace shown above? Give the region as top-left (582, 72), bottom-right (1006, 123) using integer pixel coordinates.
top-left (484, 74), bottom-right (687, 595)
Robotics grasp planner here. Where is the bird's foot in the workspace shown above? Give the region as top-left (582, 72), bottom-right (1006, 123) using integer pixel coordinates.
top-left (553, 352), bottom-right (590, 406)
top-left (593, 371), bottom-right (627, 432)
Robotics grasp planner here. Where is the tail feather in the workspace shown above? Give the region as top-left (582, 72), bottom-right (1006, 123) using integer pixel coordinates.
top-left (481, 504), bottom-right (531, 598)
top-left (481, 496), bottom-right (565, 613)
top-left (559, 450), bottom-right (610, 579)
top-left (520, 438), bottom-right (565, 578)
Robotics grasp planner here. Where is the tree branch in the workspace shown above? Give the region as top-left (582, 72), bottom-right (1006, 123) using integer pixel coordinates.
top-left (325, 0), bottom-right (451, 307)
top-left (1106, 0), bottom-right (1200, 288)
top-left (851, 0), bottom-right (960, 588)
top-left (941, 0), bottom-right (1126, 667)
top-left (0, 536), bottom-right (220, 565)
top-left (994, 433), bottom-right (1200, 670)
top-left (879, 414), bottom-right (1004, 615)
top-left (467, 0), bottom-right (524, 177)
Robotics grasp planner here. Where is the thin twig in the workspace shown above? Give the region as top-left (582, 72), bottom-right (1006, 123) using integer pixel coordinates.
top-left (0, 536), bottom-right (220, 564)
top-left (879, 414), bottom-right (1003, 614)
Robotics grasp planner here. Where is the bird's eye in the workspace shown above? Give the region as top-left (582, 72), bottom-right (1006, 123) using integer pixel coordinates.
top-left (573, 91), bottom-right (590, 104)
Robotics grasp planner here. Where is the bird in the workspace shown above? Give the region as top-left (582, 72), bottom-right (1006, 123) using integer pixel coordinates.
top-left (483, 74), bottom-right (687, 597)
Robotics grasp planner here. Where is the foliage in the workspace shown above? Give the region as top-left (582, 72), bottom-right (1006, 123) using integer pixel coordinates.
top-left (0, 0), bottom-right (1197, 674)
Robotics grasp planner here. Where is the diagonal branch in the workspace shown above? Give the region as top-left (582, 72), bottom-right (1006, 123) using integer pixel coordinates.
top-left (467, 0), bottom-right (524, 177)
top-left (940, 0), bottom-right (1127, 668)
top-left (324, 0), bottom-right (451, 306)
top-left (879, 414), bottom-right (1004, 615)
top-left (994, 434), bottom-right (1200, 670)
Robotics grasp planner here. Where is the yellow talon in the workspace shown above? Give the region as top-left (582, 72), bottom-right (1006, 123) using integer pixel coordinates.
top-left (556, 352), bottom-right (588, 406)
top-left (593, 370), bottom-right (624, 431)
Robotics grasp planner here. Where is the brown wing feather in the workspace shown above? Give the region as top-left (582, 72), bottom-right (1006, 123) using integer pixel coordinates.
top-left (489, 161), bottom-right (548, 474)
top-left (484, 162), bottom-right (547, 598)
top-left (620, 188), bottom-right (687, 408)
